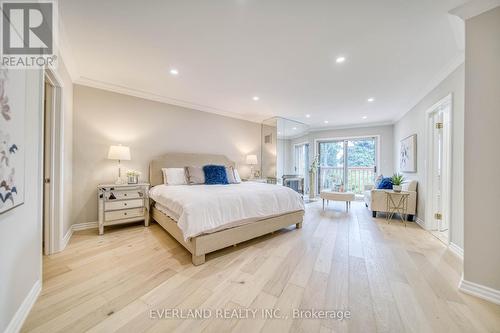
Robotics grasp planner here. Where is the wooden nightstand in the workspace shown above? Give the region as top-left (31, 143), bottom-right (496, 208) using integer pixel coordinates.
top-left (97, 183), bottom-right (150, 235)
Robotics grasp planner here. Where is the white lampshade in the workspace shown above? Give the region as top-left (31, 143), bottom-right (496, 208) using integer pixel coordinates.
top-left (107, 145), bottom-right (131, 161)
top-left (246, 154), bottom-right (258, 165)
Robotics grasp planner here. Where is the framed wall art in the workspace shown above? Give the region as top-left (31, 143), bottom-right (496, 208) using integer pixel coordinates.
top-left (0, 68), bottom-right (26, 214)
top-left (400, 134), bottom-right (417, 173)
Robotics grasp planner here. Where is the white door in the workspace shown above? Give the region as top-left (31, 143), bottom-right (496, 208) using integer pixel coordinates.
top-left (428, 95), bottom-right (451, 243)
top-left (432, 111), bottom-right (447, 232)
top-left (43, 81), bottom-right (54, 255)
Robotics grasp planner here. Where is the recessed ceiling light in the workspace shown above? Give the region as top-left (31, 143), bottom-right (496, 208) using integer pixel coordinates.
top-left (305, 114), bottom-right (311, 118)
top-left (367, 97), bottom-right (375, 102)
top-left (336, 56), bottom-right (346, 63)
top-left (252, 96), bottom-right (260, 101)
top-left (292, 127), bottom-right (297, 130)
top-left (169, 68), bottom-right (179, 75)
top-left (324, 120), bottom-right (329, 124)
top-left (362, 116), bottom-right (368, 119)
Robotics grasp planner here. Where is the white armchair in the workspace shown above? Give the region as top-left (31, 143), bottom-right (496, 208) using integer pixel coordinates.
top-left (363, 180), bottom-right (418, 221)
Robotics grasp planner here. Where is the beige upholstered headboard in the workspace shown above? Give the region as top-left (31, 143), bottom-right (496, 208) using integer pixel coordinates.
top-left (149, 153), bottom-right (236, 186)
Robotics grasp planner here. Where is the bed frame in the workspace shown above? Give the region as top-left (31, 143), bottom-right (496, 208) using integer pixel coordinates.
top-left (149, 153), bottom-right (304, 265)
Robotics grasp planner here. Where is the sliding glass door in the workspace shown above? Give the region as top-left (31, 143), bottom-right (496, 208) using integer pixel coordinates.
top-left (318, 140), bottom-right (345, 192)
top-left (318, 137), bottom-right (377, 194)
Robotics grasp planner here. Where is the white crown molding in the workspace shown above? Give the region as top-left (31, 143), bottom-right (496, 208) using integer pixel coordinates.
top-left (394, 52), bottom-right (465, 124)
top-left (449, 242), bottom-right (464, 259)
top-left (450, 0), bottom-right (500, 20)
top-left (75, 77), bottom-right (264, 124)
top-left (4, 280), bottom-right (42, 333)
top-left (308, 120), bottom-right (395, 133)
top-left (459, 278), bottom-right (500, 305)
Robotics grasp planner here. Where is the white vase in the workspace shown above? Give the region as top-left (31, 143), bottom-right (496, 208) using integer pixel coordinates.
top-left (393, 185), bottom-right (402, 192)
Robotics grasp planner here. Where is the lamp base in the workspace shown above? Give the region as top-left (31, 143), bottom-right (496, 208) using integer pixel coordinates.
top-left (115, 163), bottom-right (126, 184)
top-left (115, 177), bottom-right (126, 185)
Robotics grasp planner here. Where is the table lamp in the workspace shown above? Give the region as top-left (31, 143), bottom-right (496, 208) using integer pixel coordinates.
top-left (108, 145), bottom-right (131, 184)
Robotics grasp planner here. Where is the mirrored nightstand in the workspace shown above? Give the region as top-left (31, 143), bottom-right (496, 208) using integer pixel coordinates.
top-left (97, 183), bottom-right (150, 235)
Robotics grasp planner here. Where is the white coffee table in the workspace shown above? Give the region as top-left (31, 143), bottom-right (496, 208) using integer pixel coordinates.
top-left (320, 191), bottom-right (355, 212)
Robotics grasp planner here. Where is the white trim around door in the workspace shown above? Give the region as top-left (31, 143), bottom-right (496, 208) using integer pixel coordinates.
top-left (43, 69), bottom-right (66, 254)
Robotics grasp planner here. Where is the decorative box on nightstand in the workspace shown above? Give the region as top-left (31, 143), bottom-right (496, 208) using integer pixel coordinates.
top-left (97, 183), bottom-right (150, 235)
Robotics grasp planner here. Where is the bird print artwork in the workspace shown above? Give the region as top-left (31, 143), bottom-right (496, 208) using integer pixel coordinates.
top-left (9, 144), bottom-right (18, 154)
top-left (0, 67), bottom-right (25, 214)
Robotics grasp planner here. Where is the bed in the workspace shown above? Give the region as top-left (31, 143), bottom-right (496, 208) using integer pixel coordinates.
top-left (149, 153), bottom-right (305, 265)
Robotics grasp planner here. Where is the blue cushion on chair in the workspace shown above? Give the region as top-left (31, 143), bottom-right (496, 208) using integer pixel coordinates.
top-left (203, 165), bottom-right (229, 185)
top-left (377, 177), bottom-right (393, 189)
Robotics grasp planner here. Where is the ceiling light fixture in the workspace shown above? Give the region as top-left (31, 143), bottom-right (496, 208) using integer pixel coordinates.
top-left (335, 56), bottom-right (346, 63)
top-left (367, 97), bottom-right (375, 102)
top-left (252, 96), bottom-right (260, 101)
top-left (305, 114), bottom-right (311, 118)
top-left (362, 116), bottom-right (368, 119)
top-left (292, 127), bottom-right (297, 130)
top-left (324, 120), bottom-right (329, 124)
top-left (169, 68), bottom-right (179, 75)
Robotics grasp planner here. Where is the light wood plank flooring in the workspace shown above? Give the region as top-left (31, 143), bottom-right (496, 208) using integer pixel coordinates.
top-left (23, 201), bottom-right (500, 332)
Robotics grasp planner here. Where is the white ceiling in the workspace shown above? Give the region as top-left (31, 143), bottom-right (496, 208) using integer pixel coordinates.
top-left (60, 0), bottom-right (467, 128)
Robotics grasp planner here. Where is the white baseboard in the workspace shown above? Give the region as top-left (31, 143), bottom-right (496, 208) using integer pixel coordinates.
top-left (72, 221), bottom-right (98, 231)
top-left (59, 227), bottom-right (73, 252)
top-left (415, 217), bottom-right (425, 229)
top-left (57, 222), bottom-right (98, 252)
top-left (459, 278), bottom-right (500, 305)
top-left (448, 242), bottom-right (464, 259)
top-left (4, 280), bottom-right (41, 333)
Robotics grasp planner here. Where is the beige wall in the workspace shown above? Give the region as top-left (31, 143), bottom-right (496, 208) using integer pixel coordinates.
top-left (0, 70), bottom-right (44, 331)
top-left (72, 85), bottom-right (261, 225)
top-left (393, 64), bottom-right (464, 249)
top-left (463, 6), bottom-right (500, 291)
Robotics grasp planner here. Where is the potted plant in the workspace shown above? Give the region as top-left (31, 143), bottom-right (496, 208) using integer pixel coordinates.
top-left (309, 155), bottom-right (319, 199)
top-left (126, 170), bottom-right (141, 184)
top-left (391, 173), bottom-right (405, 192)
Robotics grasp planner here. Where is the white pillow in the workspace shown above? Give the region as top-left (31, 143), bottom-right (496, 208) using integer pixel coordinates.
top-left (233, 168), bottom-right (242, 183)
top-left (162, 168), bottom-right (187, 185)
top-left (226, 166), bottom-right (237, 184)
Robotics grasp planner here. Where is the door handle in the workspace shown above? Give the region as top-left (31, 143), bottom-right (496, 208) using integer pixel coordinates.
top-left (44, 178), bottom-right (50, 184)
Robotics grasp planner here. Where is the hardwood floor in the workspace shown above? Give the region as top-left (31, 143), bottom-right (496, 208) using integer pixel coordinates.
top-left (23, 201), bottom-right (500, 332)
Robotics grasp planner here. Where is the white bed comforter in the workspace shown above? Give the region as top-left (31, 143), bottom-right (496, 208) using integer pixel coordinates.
top-left (149, 182), bottom-right (304, 240)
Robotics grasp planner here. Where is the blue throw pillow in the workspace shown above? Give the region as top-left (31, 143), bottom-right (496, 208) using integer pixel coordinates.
top-left (377, 177), bottom-right (393, 190)
top-left (203, 165), bottom-right (229, 185)
top-left (374, 174), bottom-right (384, 188)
